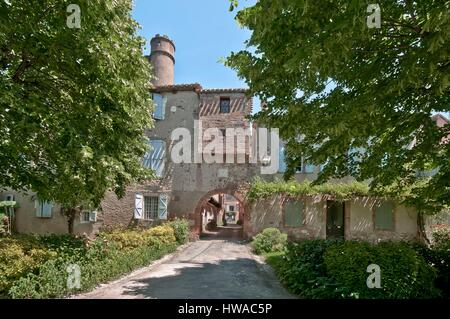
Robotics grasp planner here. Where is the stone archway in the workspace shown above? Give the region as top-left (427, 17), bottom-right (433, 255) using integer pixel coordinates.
top-left (193, 187), bottom-right (251, 239)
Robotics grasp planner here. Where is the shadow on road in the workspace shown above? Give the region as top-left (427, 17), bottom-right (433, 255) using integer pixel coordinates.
top-left (200, 225), bottom-right (244, 241)
top-left (119, 257), bottom-right (293, 299)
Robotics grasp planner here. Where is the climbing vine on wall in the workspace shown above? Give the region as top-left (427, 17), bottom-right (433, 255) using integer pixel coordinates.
top-left (248, 178), bottom-right (371, 200)
top-left (248, 177), bottom-right (449, 215)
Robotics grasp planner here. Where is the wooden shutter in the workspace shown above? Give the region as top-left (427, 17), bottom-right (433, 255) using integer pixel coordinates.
top-left (142, 141), bottom-right (152, 168)
top-left (35, 200), bottom-right (42, 217)
top-left (304, 163), bottom-right (315, 173)
top-left (279, 146), bottom-right (287, 173)
top-left (284, 200), bottom-right (304, 227)
top-left (42, 202), bottom-right (52, 218)
top-left (89, 211), bottom-right (97, 222)
top-left (158, 194), bottom-right (168, 220)
top-left (375, 201), bottom-right (394, 230)
top-left (153, 93), bottom-right (166, 120)
top-left (150, 140), bottom-right (166, 177)
top-left (134, 194), bottom-right (143, 219)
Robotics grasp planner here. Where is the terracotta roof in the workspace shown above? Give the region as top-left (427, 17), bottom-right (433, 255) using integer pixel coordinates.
top-left (152, 83), bottom-right (202, 93)
top-left (151, 84), bottom-right (251, 94)
top-left (201, 88), bottom-right (249, 93)
top-left (432, 113), bottom-right (450, 124)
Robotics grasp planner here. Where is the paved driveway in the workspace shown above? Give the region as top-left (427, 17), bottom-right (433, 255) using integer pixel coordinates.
top-left (75, 239), bottom-right (294, 299)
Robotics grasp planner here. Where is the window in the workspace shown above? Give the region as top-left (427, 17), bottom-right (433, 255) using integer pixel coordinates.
top-left (304, 163), bottom-right (315, 173)
top-left (283, 200), bottom-right (304, 227)
top-left (219, 98), bottom-right (230, 113)
top-left (35, 200), bottom-right (52, 218)
top-left (80, 211), bottom-right (97, 223)
top-left (152, 93), bottom-right (166, 120)
top-left (229, 205), bottom-right (235, 212)
top-left (143, 139), bottom-right (166, 177)
top-left (296, 158), bottom-right (304, 173)
top-left (81, 211), bottom-right (90, 223)
top-left (144, 196), bottom-right (159, 220)
top-left (374, 201), bottom-right (394, 230)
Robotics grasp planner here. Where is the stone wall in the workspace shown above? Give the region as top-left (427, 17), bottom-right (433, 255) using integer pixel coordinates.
top-left (0, 189), bottom-right (96, 236)
top-left (248, 195), bottom-right (419, 242)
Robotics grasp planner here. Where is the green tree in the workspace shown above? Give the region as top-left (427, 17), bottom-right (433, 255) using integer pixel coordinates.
top-left (227, 0), bottom-right (450, 213)
top-left (0, 0), bottom-right (154, 232)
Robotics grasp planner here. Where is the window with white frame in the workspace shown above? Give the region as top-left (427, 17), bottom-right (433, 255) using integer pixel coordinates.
top-left (81, 211), bottom-right (90, 223)
top-left (80, 210), bottom-right (97, 223)
top-left (35, 200), bottom-right (52, 218)
top-left (144, 196), bottom-right (159, 220)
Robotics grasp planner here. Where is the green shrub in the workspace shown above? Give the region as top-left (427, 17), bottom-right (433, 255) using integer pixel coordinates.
top-left (145, 225), bottom-right (177, 244)
top-left (0, 240), bottom-right (57, 295)
top-left (167, 218), bottom-right (190, 244)
top-left (267, 239), bottom-right (441, 299)
top-left (4, 226), bottom-right (182, 299)
top-left (430, 227), bottom-right (450, 297)
top-left (251, 228), bottom-right (287, 254)
top-left (277, 240), bottom-right (340, 298)
top-left (414, 226), bottom-right (450, 298)
top-left (8, 241), bottom-right (178, 299)
top-left (100, 225), bottom-right (177, 249)
top-left (100, 230), bottom-right (148, 249)
top-left (324, 241), bottom-right (439, 299)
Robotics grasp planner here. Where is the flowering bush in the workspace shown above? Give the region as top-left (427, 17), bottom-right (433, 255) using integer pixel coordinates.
top-left (1, 223), bottom-right (184, 298)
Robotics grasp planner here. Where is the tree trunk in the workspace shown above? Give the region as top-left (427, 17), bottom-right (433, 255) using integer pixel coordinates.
top-left (67, 207), bottom-right (77, 235)
top-left (418, 211), bottom-right (430, 245)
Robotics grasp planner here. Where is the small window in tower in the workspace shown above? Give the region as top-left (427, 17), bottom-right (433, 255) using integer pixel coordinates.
top-left (220, 98), bottom-right (231, 113)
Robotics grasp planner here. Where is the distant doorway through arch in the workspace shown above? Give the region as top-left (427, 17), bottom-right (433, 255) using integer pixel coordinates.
top-left (194, 189), bottom-right (246, 240)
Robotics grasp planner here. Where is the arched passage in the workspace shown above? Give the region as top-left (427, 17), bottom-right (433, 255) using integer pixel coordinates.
top-left (193, 188), bottom-right (249, 239)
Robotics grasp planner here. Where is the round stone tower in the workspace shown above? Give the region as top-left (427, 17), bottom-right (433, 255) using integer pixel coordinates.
top-left (149, 34), bottom-right (175, 87)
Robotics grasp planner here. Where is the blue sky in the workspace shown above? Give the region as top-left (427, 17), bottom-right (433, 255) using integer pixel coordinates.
top-left (132, 0), bottom-right (255, 90)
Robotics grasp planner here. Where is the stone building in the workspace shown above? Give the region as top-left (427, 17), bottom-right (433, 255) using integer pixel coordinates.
top-left (1, 34), bottom-right (446, 243)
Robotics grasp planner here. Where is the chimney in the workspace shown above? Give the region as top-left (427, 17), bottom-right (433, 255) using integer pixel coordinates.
top-left (149, 34), bottom-right (175, 87)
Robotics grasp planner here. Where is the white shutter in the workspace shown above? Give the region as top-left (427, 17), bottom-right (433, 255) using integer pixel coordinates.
top-left (279, 146), bottom-right (287, 173)
top-left (42, 202), bottom-right (52, 218)
top-left (304, 163), bottom-right (315, 173)
top-left (89, 211), bottom-right (97, 222)
top-left (158, 194), bottom-right (168, 220)
top-left (134, 194), bottom-right (143, 219)
top-left (35, 200), bottom-right (42, 217)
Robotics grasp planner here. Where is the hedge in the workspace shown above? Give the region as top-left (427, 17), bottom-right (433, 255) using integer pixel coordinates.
top-left (251, 228), bottom-right (287, 255)
top-left (0, 220), bottom-right (190, 299)
top-left (266, 239), bottom-right (443, 299)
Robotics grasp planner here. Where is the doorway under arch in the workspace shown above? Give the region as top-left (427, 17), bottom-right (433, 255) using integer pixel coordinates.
top-left (194, 189), bottom-right (247, 240)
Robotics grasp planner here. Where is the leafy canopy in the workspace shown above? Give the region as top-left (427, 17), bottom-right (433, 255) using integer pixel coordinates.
top-left (0, 0), bottom-right (154, 208)
top-left (227, 0), bottom-right (450, 213)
